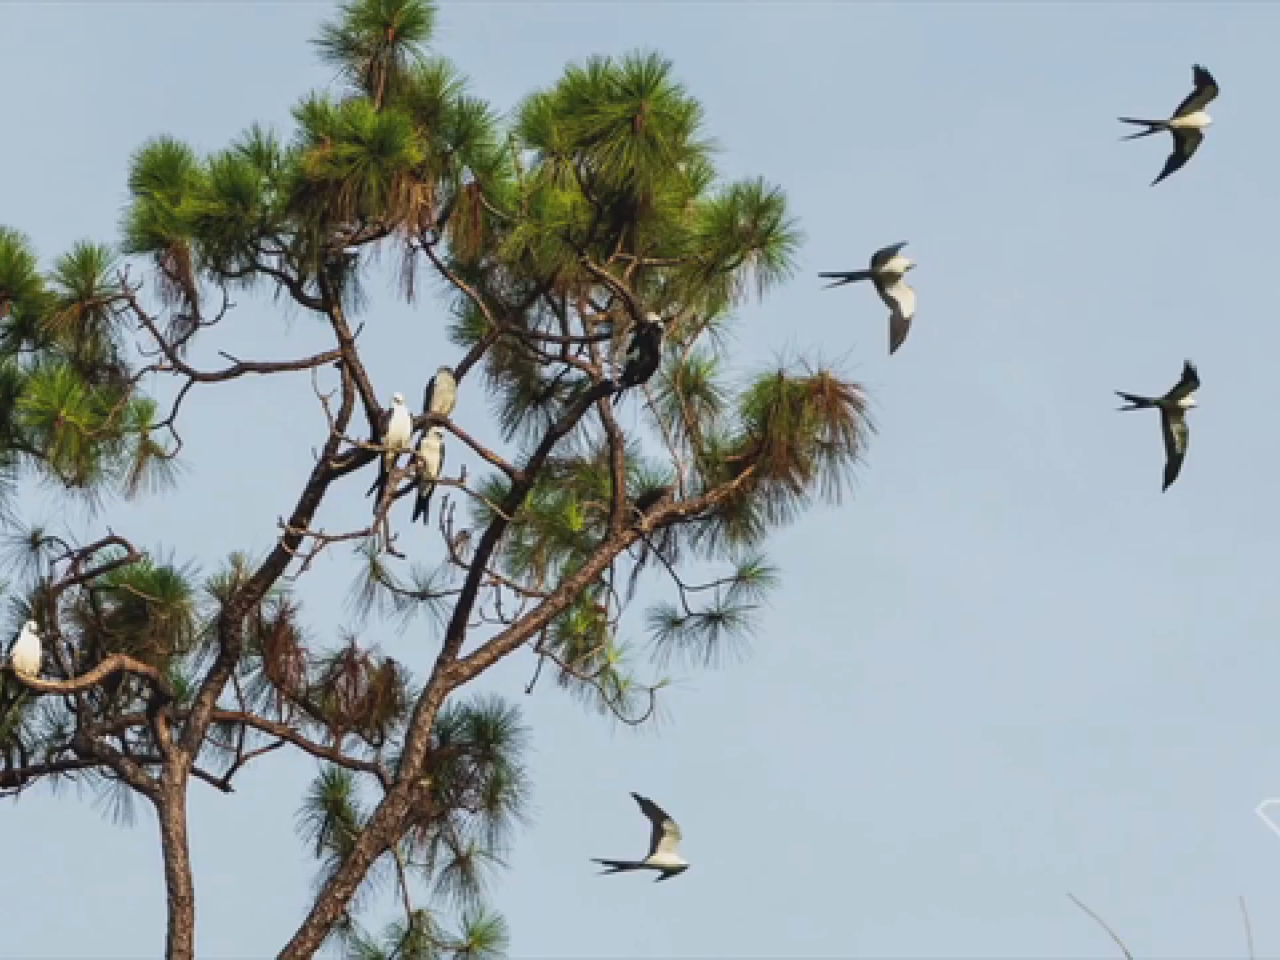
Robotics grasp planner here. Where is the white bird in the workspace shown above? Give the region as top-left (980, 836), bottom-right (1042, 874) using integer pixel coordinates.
top-left (8, 620), bottom-right (42, 678)
top-left (411, 427), bottom-right (445, 526)
top-left (820, 241), bottom-right (918, 354)
top-left (592, 792), bottom-right (689, 882)
top-left (365, 392), bottom-right (414, 502)
top-left (1116, 360), bottom-right (1200, 492)
top-left (423, 366), bottom-right (458, 420)
top-left (1119, 64), bottom-right (1219, 186)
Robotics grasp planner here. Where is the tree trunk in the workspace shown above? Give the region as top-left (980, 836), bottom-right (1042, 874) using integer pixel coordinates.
top-left (157, 769), bottom-right (196, 960)
top-left (277, 793), bottom-right (408, 959)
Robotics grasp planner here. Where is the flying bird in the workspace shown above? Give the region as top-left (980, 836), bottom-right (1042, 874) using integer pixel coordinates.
top-left (411, 426), bottom-right (445, 525)
top-left (1116, 360), bottom-right (1200, 491)
top-left (422, 366), bottom-right (458, 420)
top-left (615, 314), bottom-right (664, 399)
top-left (592, 792), bottom-right (689, 882)
top-left (820, 241), bottom-right (918, 354)
top-left (365, 392), bottom-right (414, 502)
top-left (1119, 64), bottom-right (1219, 186)
top-left (8, 620), bottom-right (41, 678)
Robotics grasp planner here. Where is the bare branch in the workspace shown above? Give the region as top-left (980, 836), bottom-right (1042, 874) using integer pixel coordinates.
top-left (1067, 894), bottom-right (1134, 960)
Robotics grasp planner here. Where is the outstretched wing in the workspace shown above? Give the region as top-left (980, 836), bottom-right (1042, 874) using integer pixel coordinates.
top-left (1160, 410), bottom-right (1189, 491)
top-left (1172, 64), bottom-right (1219, 118)
top-left (631, 792), bottom-right (681, 858)
top-left (1151, 128), bottom-right (1203, 186)
top-left (422, 376), bottom-right (437, 417)
top-left (1166, 360), bottom-right (1200, 403)
top-left (870, 241), bottom-right (909, 271)
top-left (877, 277), bottom-right (916, 355)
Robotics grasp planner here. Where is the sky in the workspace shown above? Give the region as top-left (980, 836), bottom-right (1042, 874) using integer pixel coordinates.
top-left (2, 1), bottom-right (1280, 957)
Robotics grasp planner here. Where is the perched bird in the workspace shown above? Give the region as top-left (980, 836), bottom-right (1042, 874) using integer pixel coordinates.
top-left (8, 620), bottom-right (42, 678)
top-left (365, 392), bottom-right (414, 502)
top-left (1119, 64), bottom-right (1219, 186)
top-left (1116, 360), bottom-right (1200, 491)
top-left (592, 792), bottom-right (689, 882)
top-left (820, 241), bottom-right (918, 354)
top-left (615, 314), bottom-right (664, 399)
top-left (422, 366), bottom-right (458, 420)
top-left (411, 427), bottom-right (445, 526)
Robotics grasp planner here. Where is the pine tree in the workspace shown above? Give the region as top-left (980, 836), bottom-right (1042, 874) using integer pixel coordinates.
top-left (0, 2), bottom-right (872, 957)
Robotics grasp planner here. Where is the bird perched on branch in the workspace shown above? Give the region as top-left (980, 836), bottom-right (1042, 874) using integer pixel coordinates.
top-left (7, 621), bottom-right (42, 678)
top-left (422, 366), bottom-right (457, 420)
top-left (1119, 64), bottom-right (1219, 186)
top-left (820, 241), bottom-right (918, 355)
top-left (365, 392), bottom-right (413, 503)
top-left (615, 314), bottom-right (665, 399)
top-left (411, 427), bottom-right (445, 526)
top-left (1116, 360), bottom-right (1200, 491)
top-left (592, 792), bottom-right (689, 882)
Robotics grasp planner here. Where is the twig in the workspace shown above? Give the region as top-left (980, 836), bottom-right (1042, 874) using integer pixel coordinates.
top-left (1067, 894), bottom-right (1134, 960)
top-left (1240, 896), bottom-right (1255, 960)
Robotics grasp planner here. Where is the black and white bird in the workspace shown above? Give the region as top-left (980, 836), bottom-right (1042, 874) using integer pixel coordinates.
top-left (615, 313), bottom-right (664, 399)
top-left (8, 620), bottom-right (41, 678)
top-left (592, 792), bottom-right (689, 882)
top-left (411, 427), bottom-right (445, 526)
top-left (820, 241), bottom-right (918, 355)
top-left (422, 366), bottom-right (458, 420)
top-left (1119, 64), bottom-right (1219, 186)
top-left (365, 392), bottom-right (414, 502)
top-left (1116, 360), bottom-right (1200, 492)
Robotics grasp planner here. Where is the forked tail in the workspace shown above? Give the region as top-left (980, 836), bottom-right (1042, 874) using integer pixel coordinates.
top-left (591, 858), bottom-right (643, 875)
top-left (1117, 117), bottom-right (1165, 141)
top-left (819, 269), bottom-right (873, 288)
top-left (1115, 390), bottom-right (1157, 411)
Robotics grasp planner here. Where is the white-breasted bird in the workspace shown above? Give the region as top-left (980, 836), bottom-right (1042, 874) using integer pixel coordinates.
top-left (820, 241), bottom-right (918, 355)
top-left (422, 366), bottom-right (458, 420)
top-left (365, 392), bottom-right (414, 502)
top-left (1116, 360), bottom-right (1200, 492)
top-left (8, 620), bottom-right (42, 678)
top-left (411, 426), bottom-right (445, 526)
top-left (1119, 64), bottom-right (1219, 186)
top-left (592, 792), bottom-right (689, 882)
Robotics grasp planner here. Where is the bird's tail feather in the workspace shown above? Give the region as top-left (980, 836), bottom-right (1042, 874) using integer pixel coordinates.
top-left (591, 859), bottom-right (642, 874)
top-left (1117, 117), bottom-right (1164, 140)
top-left (1115, 390), bottom-right (1156, 410)
top-left (819, 270), bottom-right (872, 288)
top-left (411, 488), bottom-right (434, 525)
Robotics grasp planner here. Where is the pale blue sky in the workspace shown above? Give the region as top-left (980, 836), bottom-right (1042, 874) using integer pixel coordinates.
top-left (2, 1), bottom-right (1279, 957)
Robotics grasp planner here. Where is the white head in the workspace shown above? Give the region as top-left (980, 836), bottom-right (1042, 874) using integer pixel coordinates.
top-left (421, 426), bottom-right (445, 448)
top-left (646, 311), bottom-right (663, 325)
top-left (392, 392), bottom-right (406, 406)
top-left (1179, 393), bottom-right (1198, 409)
top-left (437, 365), bottom-right (454, 379)
top-left (23, 620), bottom-right (38, 635)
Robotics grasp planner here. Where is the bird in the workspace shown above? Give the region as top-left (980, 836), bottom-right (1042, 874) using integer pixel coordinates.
top-left (8, 620), bottom-right (42, 678)
top-left (1116, 360), bottom-right (1200, 491)
top-left (422, 366), bottom-right (458, 420)
top-left (615, 313), bottom-right (665, 399)
top-left (1119, 64), bottom-right (1219, 186)
top-left (820, 241), bottom-right (918, 354)
top-left (592, 792), bottom-right (689, 882)
top-left (411, 427), bottom-right (445, 525)
top-left (365, 392), bottom-right (414, 502)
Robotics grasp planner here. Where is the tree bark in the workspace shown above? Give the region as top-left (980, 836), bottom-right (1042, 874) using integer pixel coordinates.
top-left (277, 791), bottom-right (408, 959)
top-left (157, 767), bottom-right (196, 960)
